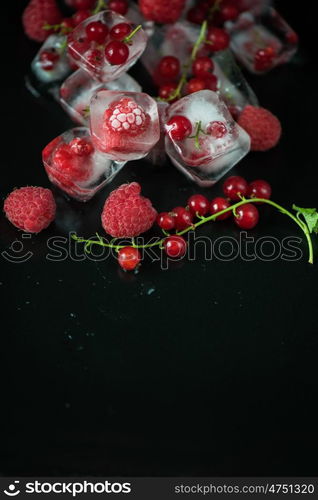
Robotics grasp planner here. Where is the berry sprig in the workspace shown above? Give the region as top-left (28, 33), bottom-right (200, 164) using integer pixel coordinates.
top-left (188, 120), bottom-right (207, 149)
top-left (72, 196), bottom-right (316, 269)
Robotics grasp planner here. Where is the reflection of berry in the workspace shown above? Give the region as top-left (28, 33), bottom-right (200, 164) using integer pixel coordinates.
top-left (4, 187), bottom-right (56, 233)
top-left (223, 176), bottom-right (248, 201)
top-left (22, 0), bottom-right (62, 42)
top-left (166, 115), bottom-right (192, 141)
top-left (234, 203), bottom-right (259, 229)
top-left (238, 105), bottom-right (282, 151)
top-left (164, 235), bottom-right (187, 258)
top-left (206, 121), bottom-right (227, 139)
top-left (105, 40), bottom-right (129, 65)
top-left (39, 49), bottom-right (59, 71)
top-left (118, 247), bottom-right (141, 271)
top-left (210, 197), bottom-right (231, 220)
top-left (139, 0), bottom-right (185, 23)
top-left (254, 47), bottom-right (276, 72)
top-left (101, 182), bottom-right (157, 238)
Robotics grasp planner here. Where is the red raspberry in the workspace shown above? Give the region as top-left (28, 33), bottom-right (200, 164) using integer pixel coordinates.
top-left (139, 0), bottom-right (186, 23)
top-left (101, 182), bottom-right (157, 238)
top-left (22, 0), bottom-right (62, 43)
top-left (4, 187), bottom-right (56, 233)
top-left (51, 142), bottom-right (93, 183)
top-left (238, 105), bottom-right (282, 151)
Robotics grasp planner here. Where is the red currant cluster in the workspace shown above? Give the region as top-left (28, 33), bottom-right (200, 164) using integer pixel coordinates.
top-left (116, 176), bottom-right (272, 271)
top-left (187, 0), bottom-right (239, 26)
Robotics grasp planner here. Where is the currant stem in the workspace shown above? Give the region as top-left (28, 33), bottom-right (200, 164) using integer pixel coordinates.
top-left (92, 0), bottom-right (107, 15)
top-left (123, 25), bottom-right (142, 44)
top-left (72, 198), bottom-right (314, 264)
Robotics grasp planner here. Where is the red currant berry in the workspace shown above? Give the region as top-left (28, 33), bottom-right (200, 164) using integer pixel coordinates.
top-left (39, 50), bottom-right (59, 71)
top-left (109, 0), bottom-right (128, 15)
top-left (223, 175), bottom-right (248, 201)
top-left (110, 22), bottom-right (132, 40)
top-left (105, 40), bottom-right (129, 65)
top-left (158, 82), bottom-right (178, 101)
top-left (204, 73), bottom-right (218, 91)
top-left (158, 56), bottom-right (180, 79)
top-left (220, 4), bottom-right (239, 21)
top-left (72, 10), bottom-right (91, 25)
top-left (192, 56), bottom-right (214, 78)
top-left (157, 212), bottom-right (175, 231)
top-left (85, 21), bottom-right (108, 43)
top-left (247, 179), bottom-right (272, 201)
top-left (164, 235), bottom-right (187, 258)
top-left (166, 115), bottom-right (192, 141)
top-left (61, 17), bottom-right (75, 31)
top-left (254, 47), bottom-right (276, 71)
top-left (72, 0), bottom-right (95, 9)
top-left (172, 206), bottom-right (194, 230)
top-left (188, 194), bottom-right (209, 216)
top-left (206, 120), bottom-right (227, 138)
top-left (187, 7), bottom-right (206, 24)
top-left (234, 203), bottom-right (259, 229)
top-left (210, 197), bottom-right (231, 220)
top-left (206, 28), bottom-right (230, 52)
top-left (186, 77), bottom-right (206, 94)
top-left (118, 246), bottom-right (141, 271)
top-left (69, 138), bottom-right (94, 156)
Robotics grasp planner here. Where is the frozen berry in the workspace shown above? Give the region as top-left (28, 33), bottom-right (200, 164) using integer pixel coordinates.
top-left (85, 21), bottom-right (109, 43)
top-left (105, 98), bottom-right (147, 136)
top-left (101, 182), bottom-right (157, 238)
top-left (158, 56), bottom-right (180, 79)
top-left (247, 179), bottom-right (272, 200)
top-left (206, 120), bottom-right (227, 138)
top-left (72, 9), bottom-right (90, 25)
top-left (210, 197), bottom-right (231, 220)
top-left (69, 137), bottom-right (93, 156)
top-left (206, 27), bottom-right (230, 52)
top-left (4, 186), bottom-right (56, 233)
top-left (105, 40), bottom-right (129, 65)
top-left (60, 17), bottom-right (75, 32)
top-left (172, 206), bottom-right (194, 230)
top-left (186, 77), bottom-right (206, 94)
top-left (157, 212), bottom-right (175, 231)
top-left (109, 0), bottom-right (129, 15)
top-left (110, 22), bottom-right (132, 40)
top-left (188, 194), bottom-right (209, 216)
top-left (237, 105), bottom-right (282, 151)
top-left (192, 56), bottom-right (214, 78)
top-left (86, 48), bottom-right (103, 68)
top-left (254, 46), bottom-right (276, 72)
top-left (39, 49), bottom-right (59, 71)
top-left (159, 82), bottom-right (178, 101)
top-left (118, 246), bottom-right (141, 271)
top-left (223, 176), bottom-right (248, 201)
top-left (234, 203), bottom-right (259, 229)
top-left (166, 115), bottom-right (192, 141)
top-left (164, 235), bottom-right (187, 258)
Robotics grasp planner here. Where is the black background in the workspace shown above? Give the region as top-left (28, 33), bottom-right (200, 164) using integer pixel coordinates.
top-left (0, 1), bottom-right (317, 477)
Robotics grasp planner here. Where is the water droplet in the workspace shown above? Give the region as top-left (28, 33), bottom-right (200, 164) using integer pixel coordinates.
top-left (147, 288), bottom-right (155, 296)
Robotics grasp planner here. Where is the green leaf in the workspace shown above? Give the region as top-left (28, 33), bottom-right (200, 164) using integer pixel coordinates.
top-left (293, 204), bottom-right (318, 233)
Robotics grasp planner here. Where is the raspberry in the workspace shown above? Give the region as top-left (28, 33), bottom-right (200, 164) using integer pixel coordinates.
top-left (139, 0), bottom-right (186, 23)
top-left (101, 182), bottom-right (157, 238)
top-left (4, 187), bottom-right (56, 233)
top-left (22, 0), bottom-right (62, 43)
top-left (238, 105), bottom-right (282, 152)
top-left (105, 98), bottom-right (147, 135)
top-left (51, 141), bottom-right (93, 184)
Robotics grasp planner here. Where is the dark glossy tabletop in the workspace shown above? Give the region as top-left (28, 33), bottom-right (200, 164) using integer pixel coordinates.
top-left (0, 1), bottom-right (317, 477)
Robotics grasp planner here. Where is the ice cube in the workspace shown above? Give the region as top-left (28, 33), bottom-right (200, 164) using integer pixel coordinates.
top-left (67, 10), bottom-right (148, 82)
top-left (165, 90), bottom-right (250, 187)
top-left (60, 68), bottom-right (142, 126)
top-left (89, 90), bottom-right (160, 161)
top-left (42, 127), bottom-right (126, 201)
top-left (126, 2), bottom-right (154, 38)
top-left (225, 7), bottom-right (298, 73)
top-left (146, 101), bottom-right (170, 165)
top-left (31, 34), bottom-right (72, 84)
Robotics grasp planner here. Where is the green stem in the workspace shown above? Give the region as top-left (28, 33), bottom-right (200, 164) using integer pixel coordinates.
top-left (92, 0), bottom-right (107, 14)
top-left (72, 198), bottom-right (314, 264)
top-left (124, 25), bottom-right (142, 44)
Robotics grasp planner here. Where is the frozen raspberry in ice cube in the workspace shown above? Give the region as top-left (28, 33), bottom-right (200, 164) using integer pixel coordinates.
top-left (104, 97), bottom-right (148, 135)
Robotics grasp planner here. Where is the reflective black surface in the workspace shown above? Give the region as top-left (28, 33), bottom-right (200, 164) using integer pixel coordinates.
top-left (1, 2), bottom-right (317, 476)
